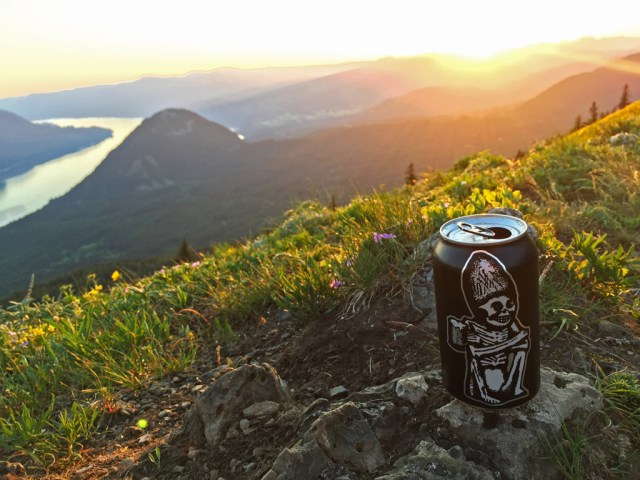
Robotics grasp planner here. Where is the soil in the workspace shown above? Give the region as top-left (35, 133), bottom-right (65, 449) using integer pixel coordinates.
top-left (8, 289), bottom-right (640, 480)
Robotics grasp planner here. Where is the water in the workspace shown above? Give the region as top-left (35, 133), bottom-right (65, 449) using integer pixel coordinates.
top-left (0, 117), bottom-right (142, 227)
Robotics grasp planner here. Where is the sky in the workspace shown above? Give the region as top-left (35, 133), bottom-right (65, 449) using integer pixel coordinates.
top-left (2, 0), bottom-right (640, 99)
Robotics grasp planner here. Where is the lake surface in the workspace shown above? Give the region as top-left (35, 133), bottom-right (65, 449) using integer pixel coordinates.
top-left (0, 117), bottom-right (142, 227)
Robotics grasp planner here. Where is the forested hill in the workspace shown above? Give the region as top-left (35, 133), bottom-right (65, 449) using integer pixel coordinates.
top-left (0, 110), bottom-right (111, 183)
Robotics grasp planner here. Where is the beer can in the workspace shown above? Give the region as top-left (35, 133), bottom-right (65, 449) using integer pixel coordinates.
top-left (433, 213), bottom-right (539, 408)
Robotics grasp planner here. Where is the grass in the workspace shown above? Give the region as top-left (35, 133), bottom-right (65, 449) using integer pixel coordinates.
top-left (1, 103), bottom-right (640, 475)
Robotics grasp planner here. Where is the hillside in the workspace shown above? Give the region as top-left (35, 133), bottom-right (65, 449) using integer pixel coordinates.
top-left (0, 101), bottom-right (638, 479)
top-left (516, 52), bottom-right (640, 128)
top-left (0, 110), bottom-right (111, 182)
top-left (0, 105), bottom-right (541, 297)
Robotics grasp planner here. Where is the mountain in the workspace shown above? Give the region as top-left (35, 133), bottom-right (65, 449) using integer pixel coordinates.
top-left (0, 64), bottom-right (358, 120)
top-left (515, 52), bottom-right (640, 129)
top-left (3, 36), bottom-right (639, 142)
top-left (196, 37), bottom-right (640, 139)
top-left (0, 107), bottom-right (531, 295)
top-left (0, 110), bottom-right (111, 182)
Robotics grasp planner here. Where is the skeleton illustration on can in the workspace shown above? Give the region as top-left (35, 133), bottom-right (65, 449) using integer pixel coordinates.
top-left (447, 250), bottom-right (530, 406)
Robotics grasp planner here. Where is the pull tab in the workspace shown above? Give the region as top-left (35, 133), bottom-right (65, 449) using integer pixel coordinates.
top-left (456, 222), bottom-right (496, 238)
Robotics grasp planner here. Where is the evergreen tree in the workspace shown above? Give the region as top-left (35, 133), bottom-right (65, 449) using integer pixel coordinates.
top-left (589, 102), bottom-right (598, 124)
top-left (176, 239), bottom-right (199, 263)
top-left (405, 162), bottom-right (417, 186)
top-left (573, 115), bottom-right (582, 132)
top-left (618, 83), bottom-right (630, 110)
top-left (328, 193), bottom-right (337, 211)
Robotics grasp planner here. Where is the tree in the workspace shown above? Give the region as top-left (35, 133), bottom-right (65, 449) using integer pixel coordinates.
top-left (176, 238), bottom-right (199, 263)
top-left (618, 83), bottom-right (630, 110)
top-left (589, 102), bottom-right (598, 124)
top-left (573, 115), bottom-right (582, 132)
top-left (405, 162), bottom-right (417, 186)
top-left (328, 193), bottom-right (337, 211)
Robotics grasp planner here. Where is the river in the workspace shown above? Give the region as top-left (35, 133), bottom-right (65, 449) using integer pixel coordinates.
top-left (0, 117), bottom-right (142, 228)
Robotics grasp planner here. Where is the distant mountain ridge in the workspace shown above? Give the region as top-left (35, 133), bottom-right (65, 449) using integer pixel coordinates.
top-left (0, 64), bottom-right (359, 120)
top-left (2, 37), bottom-right (640, 142)
top-left (0, 110), bottom-right (111, 182)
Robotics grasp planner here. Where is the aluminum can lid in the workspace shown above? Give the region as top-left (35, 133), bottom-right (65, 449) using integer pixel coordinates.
top-left (439, 213), bottom-right (528, 245)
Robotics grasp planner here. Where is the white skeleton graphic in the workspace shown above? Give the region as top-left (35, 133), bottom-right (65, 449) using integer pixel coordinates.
top-left (447, 250), bottom-right (530, 405)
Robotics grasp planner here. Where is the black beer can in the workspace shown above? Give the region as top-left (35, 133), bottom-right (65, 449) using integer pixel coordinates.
top-left (433, 214), bottom-right (539, 408)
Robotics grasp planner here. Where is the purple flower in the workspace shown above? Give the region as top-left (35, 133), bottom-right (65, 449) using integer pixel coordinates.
top-left (330, 278), bottom-right (344, 289)
top-left (373, 232), bottom-right (396, 243)
top-left (346, 257), bottom-right (354, 267)
top-left (20, 340), bottom-right (29, 348)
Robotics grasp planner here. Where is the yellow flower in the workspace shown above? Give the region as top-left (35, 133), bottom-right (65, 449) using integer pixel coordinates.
top-left (111, 270), bottom-right (121, 282)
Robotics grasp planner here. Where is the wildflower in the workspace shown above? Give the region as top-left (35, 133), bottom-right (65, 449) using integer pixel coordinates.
top-left (330, 278), bottom-right (344, 289)
top-left (191, 261), bottom-right (201, 268)
top-left (20, 340), bottom-right (29, 348)
top-left (373, 232), bottom-right (397, 243)
top-left (111, 270), bottom-right (121, 282)
top-left (346, 257), bottom-right (354, 267)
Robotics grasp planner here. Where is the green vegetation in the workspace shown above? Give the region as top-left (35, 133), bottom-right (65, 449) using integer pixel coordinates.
top-left (1, 103), bottom-right (640, 476)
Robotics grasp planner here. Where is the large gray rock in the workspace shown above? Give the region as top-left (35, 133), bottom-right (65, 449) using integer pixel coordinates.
top-left (263, 402), bottom-right (386, 479)
top-left (187, 363), bottom-right (289, 446)
top-left (375, 437), bottom-right (495, 480)
top-left (436, 367), bottom-right (603, 480)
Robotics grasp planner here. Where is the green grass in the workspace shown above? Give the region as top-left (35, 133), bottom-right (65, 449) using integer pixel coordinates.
top-left (1, 102), bottom-right (640, 475)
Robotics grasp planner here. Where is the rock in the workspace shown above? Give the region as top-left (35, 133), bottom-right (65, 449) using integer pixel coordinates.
top-left (329, 385), bottom-right (349, 400)
top-left (405, 266), bottom-right (437, 320)
top-left (184, 363), bottom-right (289, 446)
top-left (119, 458), bottom-right (135, 470)
top-left (312, 402), bottom-right (386, 473)
top-left (436, 367), bottom-right (603, 479)
top-left (375, 437), bottom-right (495, 479)
top-left (395, 373), bottom-right (429, 405)
top-left (0, 462), bottom-right (26, 477)
top-left (263, 402), bottom-right (385, 479)
top-left (243, 400), bottom-right (281, 419)
top-left (609, 132), bottom-right (639, 146)
top-left (262, 439), bottom-right (329, 480)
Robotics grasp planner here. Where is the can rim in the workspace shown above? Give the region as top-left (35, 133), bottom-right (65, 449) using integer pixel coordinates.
top-left (439, 213), bottom-right (528, 245)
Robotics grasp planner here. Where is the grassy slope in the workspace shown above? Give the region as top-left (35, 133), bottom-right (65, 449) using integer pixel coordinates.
top-left (1, 102), bottom-right (639, 477)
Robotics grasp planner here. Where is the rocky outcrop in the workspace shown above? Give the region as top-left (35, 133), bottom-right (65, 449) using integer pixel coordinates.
top-left (171, 361), bottom-right (604, 479)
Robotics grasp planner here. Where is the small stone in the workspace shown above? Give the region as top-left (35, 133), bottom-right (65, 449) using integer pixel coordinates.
top-left (75, 465), bottom-right (93, 475)
top-left (329, 385), bottom-right (349, 399)
top-left (239, 418), bottom-right (251, 431)
top-left (243, 400), bottom-right (281, 419)
top-left (395, 373), bottom-right (429, 406)
top-left (158, 409), bottom-right (171, 418)
top-left (119, 458), bottom-right (135, 469)
top-left (192, 384), bottom-right (206, 393)
top-left (173, 465), bottom-right (186, 473)
top-left (244, 462), bottom-right (256, 471)
top-left (138, 433), bottom-right (151, 444)
top-left (253, 446), bottom-right (265, 457)
top-left (188, 447), bottom-right (205, 460)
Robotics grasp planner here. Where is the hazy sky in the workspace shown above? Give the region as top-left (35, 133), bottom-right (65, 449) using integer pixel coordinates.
top-left (2, 0), bottom-right (640, 98)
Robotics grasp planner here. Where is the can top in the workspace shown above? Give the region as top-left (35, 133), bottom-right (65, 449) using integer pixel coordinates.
top-left (439, 214), bottom-right (528, 245)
